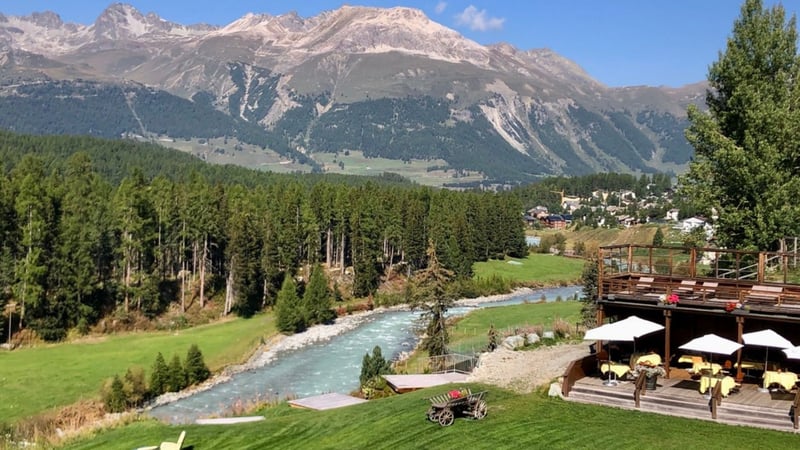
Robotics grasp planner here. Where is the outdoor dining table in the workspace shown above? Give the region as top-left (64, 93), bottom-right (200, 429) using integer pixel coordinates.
top-left (678, 355), bottom-right (721, 374)
top-left (699, 374), bottom-right (737, 397)
top-left (635, 353), bottom-right (662, 366)
top-left (692, 361), bottom-right (722, 375)
top-left (600, 362), bottom-right (631, 378)
top-left (762, 370), bottom-right (798, 390)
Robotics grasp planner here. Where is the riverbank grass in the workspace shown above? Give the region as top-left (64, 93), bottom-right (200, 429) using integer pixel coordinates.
top-left (398, 300), bottom-right (582, 372)
top-left (0, 314), bottom-right (274, 423)
top-left (448, 301), bottom-right (582, 354)
top-left (472, 254), bottom-right (584, 284)
top-left (60, 383), bottom-right (796, 449)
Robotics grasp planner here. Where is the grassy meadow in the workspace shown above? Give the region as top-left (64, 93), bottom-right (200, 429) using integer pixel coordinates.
top-left (60, 384), bottom-right (798, 450)
top-left (472, 254), bottom-right (585, 284)
top-left (0, 314), bottom-right (274, 423)
top-left (447, 301), bottom-right (582, 354)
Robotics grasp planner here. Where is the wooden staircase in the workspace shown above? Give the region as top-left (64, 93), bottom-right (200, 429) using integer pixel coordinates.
top-left (565, 379), bottom-right (799, 433)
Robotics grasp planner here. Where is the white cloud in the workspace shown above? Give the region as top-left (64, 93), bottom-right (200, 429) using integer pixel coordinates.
top-left (435, 2), bottom-right (447, 14)
top-left (454, 5), bottom-right (505, 31)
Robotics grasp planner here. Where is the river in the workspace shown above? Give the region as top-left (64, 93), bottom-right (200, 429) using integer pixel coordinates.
top-left (149, 285), bottom-right (581, 423)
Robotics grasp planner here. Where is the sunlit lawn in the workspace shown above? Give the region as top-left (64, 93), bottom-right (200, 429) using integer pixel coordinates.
top-left (447, 301), bottom-right (582, 354)
top-left (472, 254), bottom-right (584, 284)
top-left (60, 384), bottom-right (798, 450)
top-left (0, 314), bottom-right (274, 422)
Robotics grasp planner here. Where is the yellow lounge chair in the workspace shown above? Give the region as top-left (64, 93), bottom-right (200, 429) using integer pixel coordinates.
top-left (159, 430), bottom-right (186, 450)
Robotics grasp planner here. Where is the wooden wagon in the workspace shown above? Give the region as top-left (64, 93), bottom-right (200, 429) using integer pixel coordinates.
top-left (425, 388), bottom-right (488, 426)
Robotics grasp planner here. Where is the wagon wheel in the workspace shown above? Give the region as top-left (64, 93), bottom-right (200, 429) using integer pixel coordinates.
top-left (472, 400), bottom-right (487, 420)
top-left (438, 408), bottom-right (455, 426)
top-left (426, 407), bottom-right (440, 422)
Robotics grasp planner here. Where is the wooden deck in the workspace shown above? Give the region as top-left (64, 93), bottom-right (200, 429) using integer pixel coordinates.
top-left (567, 374), bottom-right (799, 432)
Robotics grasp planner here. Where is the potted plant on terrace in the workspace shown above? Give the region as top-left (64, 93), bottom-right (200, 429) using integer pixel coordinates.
top-left (631, 363), bottom-right (666, 390)
top-left (659, 293), bottom-right (679, 306)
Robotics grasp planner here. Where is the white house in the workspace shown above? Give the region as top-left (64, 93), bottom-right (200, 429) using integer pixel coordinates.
top-left (665, 208), bottom-right (680, 222)
top-left (679, 217), bottom-right (706, 233)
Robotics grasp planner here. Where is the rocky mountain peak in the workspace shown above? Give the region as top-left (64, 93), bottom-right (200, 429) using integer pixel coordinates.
top-left (29, 11), bottom-right (63, 29)
top-left (92, 3), bottom-right (149, 40)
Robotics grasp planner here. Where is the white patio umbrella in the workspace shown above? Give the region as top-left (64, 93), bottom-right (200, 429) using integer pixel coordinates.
top-left (584, 316), bottom-right (664, 384)
top-left (679, 334), bottom-right (743, 374)
top-left (782, 346), bottom-right (800, 360)
top-left (742, 329), bottom-right (793, 373)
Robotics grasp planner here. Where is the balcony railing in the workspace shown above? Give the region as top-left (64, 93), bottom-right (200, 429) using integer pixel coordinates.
top-left (598, 245), bottom-right (800, 313)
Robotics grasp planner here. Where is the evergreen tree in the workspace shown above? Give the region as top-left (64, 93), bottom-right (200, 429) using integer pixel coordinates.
top-left (150, 352), bottom-right (169, 396)
top-left (275, 275), bottom-right (305, 333)
top-left (652, 228), bottom-right (665, 247)
top-left (579, 257), bottom-right (599, 328)
top-left (185, 344), bottom-right (211, 385)
top-left (303, 265), bottom-right (335, 325)
top-left (359, 345), bottom-right (393, 386)
top-left (166, 354), bottom-right (187, 392)
top-left (682, 0), bottom-right (800, 250)
top-left (11, 155), bottom-right (53, 333)
top-left (412, 243), bottom-right (455, 358)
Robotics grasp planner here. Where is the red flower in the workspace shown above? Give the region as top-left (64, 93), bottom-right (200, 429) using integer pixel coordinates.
top-left (725, 302), bottom-right (737, 312)
top-left (666, 293), bottom-right (679, 304)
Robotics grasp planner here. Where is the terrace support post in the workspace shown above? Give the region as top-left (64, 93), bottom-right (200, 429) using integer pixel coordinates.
top-left (648, 246), bottom-right (653, 275)
top-left (628, 245), bottom-right (633, 275)
top-left (663, 309), bottom-right (672, 378)
top-left (757, 252), bottom-right (765, 284)
top-left (690, 248), bottom-right (697, 278)
top-left (597, 249), bottom-right (604, 298)
top-left (596, 304), bottom-right (605, 327)
top-left (735, 316), bottom-right (745, 383)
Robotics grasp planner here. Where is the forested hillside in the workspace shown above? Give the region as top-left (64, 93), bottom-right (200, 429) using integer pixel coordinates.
top-left (0, 132), bottom-right (526, 342)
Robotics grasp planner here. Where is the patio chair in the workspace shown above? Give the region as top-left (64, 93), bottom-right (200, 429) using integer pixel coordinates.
top-left (159, 431), bottom-right (186, 450)
top-left (635, 276), bottom-right (655, 294)
top-left (675, 280), bottom-right (697, 299)
top-left (699, 282), bottom-right (718, 301)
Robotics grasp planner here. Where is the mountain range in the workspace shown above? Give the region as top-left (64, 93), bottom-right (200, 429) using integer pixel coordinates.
top-left (0, 3), bottom-right (704, 182)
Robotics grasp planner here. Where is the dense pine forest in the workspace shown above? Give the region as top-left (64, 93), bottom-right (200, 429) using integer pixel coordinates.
top-left (0, 131), bottom-right (527, 342)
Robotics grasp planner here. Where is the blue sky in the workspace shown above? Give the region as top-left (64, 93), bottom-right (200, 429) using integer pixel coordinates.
top-left (2, 1), bottom-right (798, 87)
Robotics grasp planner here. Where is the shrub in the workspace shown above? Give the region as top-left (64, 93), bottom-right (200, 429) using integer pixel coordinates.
top-left (103, 375), bottom-right (127, 413)
top-left (123, 367), bottom-right (149, 407)
top-left (552, 317), bottom-right (573, 339)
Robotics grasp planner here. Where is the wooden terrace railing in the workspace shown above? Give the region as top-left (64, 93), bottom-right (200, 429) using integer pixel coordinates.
top-left (598, 245), bottom-right (800, 314)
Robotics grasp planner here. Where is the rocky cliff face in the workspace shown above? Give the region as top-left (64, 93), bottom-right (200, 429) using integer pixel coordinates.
top-left (0, 3), bottom-right (704, 181)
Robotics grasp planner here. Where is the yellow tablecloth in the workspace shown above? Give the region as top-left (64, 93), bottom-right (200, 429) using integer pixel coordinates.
top-left (636, 353), bottom-right (662, 366)
top-left (763, 371), bottom-right (798, 390)
top-left (699, 375), bottom-right (736, 397)
top-left (693, 362), bottom-right (722, 375)
top-left (600, 362), bottom-right (630, 378)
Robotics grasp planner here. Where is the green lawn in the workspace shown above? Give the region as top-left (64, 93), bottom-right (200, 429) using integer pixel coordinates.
top-left (0, 314), bottom-right (274, 423)
top-left (59, 384), bottom-right (797, 450)
top-left (448, 301), bottom-right (582, 354)
top-left (472, 254), bottom-right (584, 284)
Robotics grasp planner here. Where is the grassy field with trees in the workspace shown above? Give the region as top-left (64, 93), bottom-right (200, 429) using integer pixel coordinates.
top-left (60, 384), bottom-right (797, 449)
top-left (0, 314), bottom-right (273, 423)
